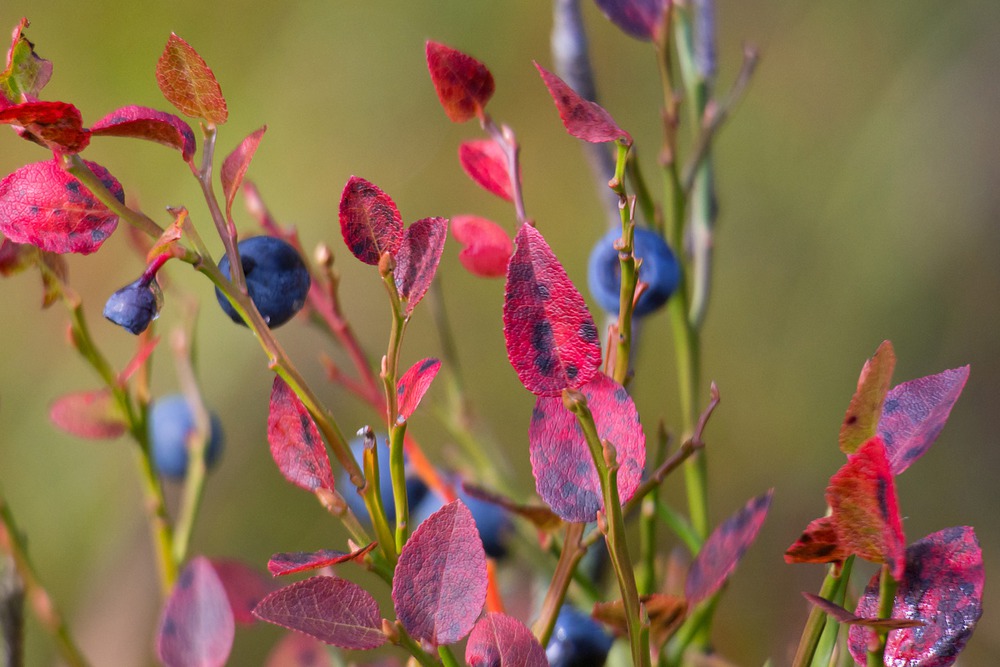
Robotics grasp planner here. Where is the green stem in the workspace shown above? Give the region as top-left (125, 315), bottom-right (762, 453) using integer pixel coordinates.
top-left (62, 154), bottom-right (164, 239)
top-left (791, 557), bottom-right (854, 667)
top-left (867, 565), bottom-right (897, 667)
top-left (438, 645), bottom-right (461, 667)
top-left (361, 434), bottom-right (398, 566)
top-left (389, 423), bottom-right (409, 552)
top-left (638, 430), bottom-right (668, 595)
top-left (380, 264), bottom-right (411, 554)
top-left (196, 125), bottom-right (247, 295)
top-left (810, 557), bottom-right (853, 667)
top-left (610, 140), bottom-right (638, 387)
top-left (393, 623), bottom-right (440, 667)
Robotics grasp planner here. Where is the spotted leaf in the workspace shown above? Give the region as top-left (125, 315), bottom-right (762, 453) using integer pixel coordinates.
top-left (156, 556), bottom-right (235, 667)
top-left (267, 376), bottom-right (335, 493)
top-left (784, 515), bottom-right (849, 567)
top-left (426, 41), bottom-right (495, 123)
top-left (338, 176), bottom-right (402, 265)
top-left (90, 105), bottom-right (196, 161)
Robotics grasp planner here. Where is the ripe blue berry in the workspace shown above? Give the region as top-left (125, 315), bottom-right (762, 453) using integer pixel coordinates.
top-left (339, 436), bottom-right (429, 525)
top-left (103, 277), bottom-right (163, 334)
top-left (215, 236), bottom-right (310, 328)
top-left (148, 394), bottom-right (224, 480)
top-left (587, 227), bottom-right (680, 317)
top-left (411, 484), bottom-right (513, 559)
top-left (545, 606), bottom-right (615, 667)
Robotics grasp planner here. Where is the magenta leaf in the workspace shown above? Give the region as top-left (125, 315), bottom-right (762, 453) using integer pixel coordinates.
top-left (466, 612), bottom-right (549, 667)
top-left (0, 159), bottom-right (122, 254)
top-left (529, 373), bottom-right (645, 522)
top-left (593, 0), bottom-right (668, 41)
top-left (254, 576), bottom-right (385, 650)
top-left (265, 633), bottom-right (334, 667)
top-left (392, 500), bottom-right (487, 646)
top-left (90, 105), bottom-right (196, 161)
top-left (155, 33), bottom-right (228, 124)
top-left (267, 542), bottom-right (376, 577)
top-left (0, 100), bottom-right (90, 153)
top-left (156, 556), bottom-right (235, 667)
top-left (425, 41), bottom-right (495, 123)
top-left (338, 176), bottom-right (403, 265)
top-left (503, 223), bottom-right (602, 396)
top-left (394, 216), bottom-right (447, 315)
top-left (535, 63), bottom-right (631, 144)
top-left (221, 126), bottom-right (266, 220)
top-left (878, 366), bottom-right (970, 475)
top-left (1, 19), bottom-right (53, 102)
top-left (452, 214), bottom-right (512, 278)
top-left (396, 358), bottom-right (441, 422)
top-left (459, 139), bottom-right (513, 201)
top-left (685, 490), bottom-right (773, 606)
top-left (210, 559), bottom-right (273, 626)
top-left (49, 388), bottom-right (127, 439)
top-left (848, 527), bottom-right (984, 667)
top-left (267, 376), bottom-right (336, 493)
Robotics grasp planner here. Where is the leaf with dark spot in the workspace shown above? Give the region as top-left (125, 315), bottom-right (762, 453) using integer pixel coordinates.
top-left (90, 105), bottom-right (196, 161)
top-left (49, 388), bottom-right (127, 439)
top-left (465, 612), bottom-right (548, 667)
top-left (394, 216), bottom-right (447, 315)
top-left (267, 376), bottom-right (335, 493)
top-left (459, 139), bottom-right (514, 201)
top-left (840, 340), bottom-right (895, 455)
top-left (397, 357), bottom-right (441, 421)
top-left (452, 214), bottom-right (512, 278)
top-left (156, 556), bottom-right (235, 667)
top-left (535, 63), bottom-right (630, 144)
top-left (784, 516), bottom-right (849, 567)
top-left (267, 542), bottom-right (376, 577)
top-left (155, 33), bottom-right (228, 124)
top-left (338, 176), bottom-right (402, 265)
top-left (425, 41), bottom-right (495, 123)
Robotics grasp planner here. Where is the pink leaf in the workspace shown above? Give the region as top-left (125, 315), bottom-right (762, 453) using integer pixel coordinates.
top-left (529, 373), bottom-right (645, 522)
top-left (338, 176), bottom-right (402, 265)
top-left (155, 33), bottom-right (228, 124)
top-left (503, 223), bottom-right (601, 396)
top-left (425, 41), bottom-right (495, 123)
top-left (848, 527), bottom-right (983, 667)
top-left (221, 126), bottom-right (266, 220)
top-left (394, 216), bottom-right (447, 315)
top-left (267, 542), bottom-right (376, 577)
top-left (0, 159), bottom-right (122, 254)
top-left (253, 576), bottom-right (385, 650)
top-left (451, 214), bottom-right (512, 278)
top-left (534, 63), bottom-right (631, 144)
top-left (90, 105), bottom-right (196, 161)
top-left (267, 376), bottom-right (336, 493)
top-left (685, 490), bottom-right (773, 605)
top-left (49, 388), bottom-right (127, 439)
top-left (878, 366), bottom-right (970, 475)
top-left (593, 0), bottom-right (668, 41)
top-left (156, 556), bottom-right (235, 667)
top-left (0, 100), bottom-right (90, 153)
top-left (840, 340), bottom-right (895, 455)
top-left (209, 559), bottom-right (273, 626)
top-left (458, 139), bottom-right (513, 201)
top-left (393, 500), bottom-right (487, 646)
top-left (396, 358), bottom-right (441, 422)
top-left (466, 612), bottom-right (549, 667)
top-left (265, 633), bottom-right (334, 667)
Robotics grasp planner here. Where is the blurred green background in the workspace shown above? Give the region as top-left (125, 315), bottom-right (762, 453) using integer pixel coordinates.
top-left (1, 0), bottom-right (998, 664)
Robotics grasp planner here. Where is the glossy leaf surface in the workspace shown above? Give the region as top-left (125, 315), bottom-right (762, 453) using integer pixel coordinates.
top-left (338, 176), bottom-right (402, 265)
top-left (452, 214), bottom-right (512, 278)
top-left (535, 63), bottom-right (630, 144)
top-left (156, 556), bottom-right (235, 667)
top-left (49, 388), bottom-right (126, 439)
top-left (466, 612), bottom-right (549, 667)
top-left (396, 357), bottom-right (441, 421)
top-left (426, 41), bottom-right (495, 123)
top-left (394, 216), bottom-right (447, 315)
top-left (840, 340), bottom-right (895, 454)
top-left (267, 376), bottom-right (335, 493)
top-left (459, 139), bottom-right (513, 201)
top-left (155, 33), bottom-right (228, 124)
top-left (267, 542), bottom-right (376, 577)
top-left (90, 105), bottom-right (196, 161)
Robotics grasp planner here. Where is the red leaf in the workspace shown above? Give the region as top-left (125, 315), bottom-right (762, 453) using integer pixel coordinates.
top-left (267, 376), bottom-right (336, 493)
top-left (221, 126), bottom-right (266, 220)
top-left (265, 633), bottom-right (334, 667)
top-left (155, 33), bottom-right (228, 124)
top-left (451, 214), bottom-right (512, 278)
top-left (338, 176), bottom-right (403, 265)
top-left (0, 159), bottom-right (122, 254)
top-left (503, 223), bottom-right (601, 396)
top-left (458, 139), bottom-right (513, 201)
top-left (686, 490), bottom-right (773, 606)
top-left (90, 105), bottom-right (196, 161)
top-left (49, 388), bottom-right (127, 439)
top-left (1, 19), bottom-right (52, 102)
top-left (393, 500), bottom-right (487, 646)
top-left (267, 542), bottom-right (376, 577)
top-left (878, 366), bottom-right (970, 475)
top-left (848, 527), bottom-right (983, 667)
top-left (465, 612), bottom-right (549, 667)
top-left (784, 515), bottom-right (849, 567)
top-left (396, 358), bottom-right (441, 422)
top-left (593, 0), bottom-right (668, 41)
top-left (535, 63), bottom-right (631, 144)
top-left (156, 556), bottom-right (235, 667)
top-left (253, 576), bottom-right (385, 650)
top-left (840, 340), bottom-right (896, 454)
top-left (425, 41), bottom-right (495, 123)
top-left (394, 216), bottom-right (447, 315)
top-left (210, 559), bottom-right (273, 625)
top-left (0, 100), bottom-right (90, 153)
top-left (529, 373), bottom-right (645, 522)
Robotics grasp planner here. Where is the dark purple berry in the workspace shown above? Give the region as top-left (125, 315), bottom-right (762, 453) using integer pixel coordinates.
top-left (103, 277), bottom-right (162, 334)
top-left (545, 605), bottom-right (614, 667)
top-left (215, 236), bottom-right (310, 328)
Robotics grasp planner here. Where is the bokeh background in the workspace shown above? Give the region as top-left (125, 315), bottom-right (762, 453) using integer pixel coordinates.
top-left (1, 0), bottom-right (998, 664)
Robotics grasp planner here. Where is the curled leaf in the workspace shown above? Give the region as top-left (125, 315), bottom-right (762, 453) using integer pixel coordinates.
top-left (426, 41), bottom-right (495, 123)
top-left (267, 542), bottom-right (376, 577)
top-left (840, 340), bottom-right (895, 455)
top-left (90, 105), bottom-right (196, 161)
top-left (0, 100), bottom-right (89, 153)
top-left (452, 214), bottom-right (512, 278)
top-left (1, 18), bottom-right (52, 102)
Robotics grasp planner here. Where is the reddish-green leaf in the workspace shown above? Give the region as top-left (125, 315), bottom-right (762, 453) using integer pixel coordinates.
top-left (686, 490), bottom-right (773, 606)
top-left (397, 357), bottom-right (441, 422)
top-left (221, 126), bottom-right (266, 220)
top-left (267, 542), bottom-right (376, 577)
top-left (840, 340), bottom-right (895, 454)
top-left (801, 593), bottom-right (923, 629)
top-left (265, 633), bottom-right (334, 667)
top-left (452, 214), bottom-right (512, 278)
top-left (393, 500), bottom-right (487, 646)
top-left (466, 612), bottom-right (549, 667)
top-left (425, 41), bottom-right (495, 123)
top-left (503, 223), bottom-right (601, 396)
top-left (1, 19), bottom-right (52, 103)
top-left (90, 105), bottom-right (196, 161)
top-left (529, 373), bottom-right (645, 522)
top-left (0, 239), bottom-right (68, 308)
top-left (784, 515), bottom-right (849, 567)
top-left (0, 159), bottom-right (122, 254)
top-left (210, 559), bottom-right (273, 626)
top-left (338, 176), bottom-right (403, 265)
top-left (394, 216), bottom-right (447, 315)
top-left (849, 527), bottom-right (983, 667)
top-left (49, 388), bottom-right (127, 439)
top-left (155, 33), bottom-right (228, 124)
top-left (267, 376), bottom-right (335, 493)
top-left (593, 0), bottom-right (667, 41)
top-left (459, 139), bottom-right (513, 201)
top-left (156, 556), bottom-right (235, 667)
top-left (0, 101), bottom-right (90, 153)
top-left (253, 576), bottom-right (385, 650)
top-left (535, 63), bottom-right (631, 144)
top-left (878, 366), bottom-right (970, 475)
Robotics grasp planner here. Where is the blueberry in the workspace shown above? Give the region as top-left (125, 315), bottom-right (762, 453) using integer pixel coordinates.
top-left (545, 606), bottom-right (614, 667)
top-left (215, 236), bottom-right (310, 328)
top-left (103, 277), bottom-right (163, 334)
top-left (339, 435), bottom-right (429, 525)
top-left (410, 484), bottom-right (513, 559)
top-left (148, 394), bottom-right (224, 480)
top-left (587, 227), bottom-right (680, 317)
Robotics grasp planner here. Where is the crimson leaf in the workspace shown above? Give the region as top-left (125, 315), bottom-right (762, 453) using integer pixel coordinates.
top-left (0, 100), bottom-right (89, 153)
top-left (338, 176), bottom-right (402, 265)
top-left (49, 388), bottom-right (126, 439)
top-left (452, 214), bottom-right (512, 278)
top-left (156, 556), bottom-right (235, 667)
top-left (840, 340), bottom-right (895, 455)
top-left (535, 63), bottom-right (631, 144)
top-left (90, 105), bottom-right (196, 161)
top-left (221, 126), bottom-right (266, 220)
top-left (459, 139), bottom-right (513, 201)
top-left (155, 33), bottom-right (228, 124)
top-left (397, 357), bottom-right (441, 422)
top-left (425, 41), bottom-right (495, 123)
top-left (267, 542), bottom-right (376, 577)
top-left (267, 376), bottom-right (336, 493)
top-left (466, 612), bottom-right (549, 667)
top-left (394, 216), bottom-right (447, 315)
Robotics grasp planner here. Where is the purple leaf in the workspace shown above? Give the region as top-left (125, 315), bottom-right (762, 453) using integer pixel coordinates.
top-left (593, 0), bottom-right (668, 41)
top-left (267, 543), bottom-right (376, 577)
top-left (267, 376), bottom-right (336, 493)
top-left (221, 126), bottom-right (266, 219)
top-left (49, 388), bottom-right (127, 439)
top-left (394, 216), bottom-right (447, 315)
top-left (535, 63), bottom-right (630, 144)
top-left (90, 105), bottom-right (196, 161)
top-left (156, 556), bottom-right (235, 667)
top-left (466, 612), bottom-right (549, 667)
top-left (840, 340), bottom-right (895, 455)
top-left (338, 176), bottom-right (403, 265)
top-left (396, 357), bottom-right (441, 421)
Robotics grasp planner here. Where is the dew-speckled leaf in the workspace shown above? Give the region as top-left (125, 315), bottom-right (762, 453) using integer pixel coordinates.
top-left (267, 376), bottom-right (335, 493)
top-left (395, 216), bottom-right (447, 315)
top-left (452, 214), bottom-right (512, 278)
top-left (784, 515), bottom-right (849, 567)
top-left (253, 576), bottom-right (385, 650)
top-left (878, 366), bottom-right (970, 475)
top-left (267, 542), bottom-right (376, 577)
top-left (848, 527), bottom-right (983, 667)
top-left (840, 340), bottom-right (895, 454)
top-left (221, 126), bottom-right (266, 219)
top-left (466, 612), bottom-right (549, 667)
top-left (459, 139), bottom-right (513, 201)
top-left (264, 633), bottom-right (334, 667)
top-left (155, 33), bottom-right (228, 124)
top-left (156, 556), bottom-right (235, 667)
top-left (90, 105), bottom-right (196, 161)
top-left (0, 100), bottom-right (89, 153)
top-left (210, 559), bottom-right (273, 626)
top-left (535, 63), bottom-right (631, 144)
top-left (397, 357), bottom-right (441, 422)
top-left (529, 373), bottom-right (645, 522)
top-left (338, 176), bottom-right (402, 265)
top-left (49, 388), bottom-right (127, 439)
top-left (593, 0), bottom-right (667, 41)
top-left (503, 223), bottom-right (601, 396)
top-left (425, 41), bottom-right (495, 123)
top-left (1, 19), bottom-right (52, 102)
top-left (392, 500), bottom-right (487, 646)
